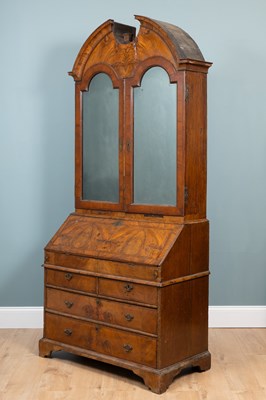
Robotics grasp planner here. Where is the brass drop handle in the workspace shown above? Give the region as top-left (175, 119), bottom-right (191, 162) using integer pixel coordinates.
top-left (124, 313), bottom-right (134, 322)
top-left (64, 328), bottom-right (72, 336)
top-left (65, 273), bottom-right (73, 281)
top-left (123, 344), bottom-right (133, 353)
top-left (124, 284), bottom-right (133, 292)
top-left (64, 300), bottom-right (74, 308)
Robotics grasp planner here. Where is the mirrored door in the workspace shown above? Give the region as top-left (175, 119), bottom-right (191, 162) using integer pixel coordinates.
top-left (133, 66), bottom-right (177, 206)
top-left (82, 73), bottom-right (119, 203)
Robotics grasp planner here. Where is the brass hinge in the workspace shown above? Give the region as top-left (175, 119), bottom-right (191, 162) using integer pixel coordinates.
top-left (185, 85), bottom-right (189, 103)
top-left (126, 140), bottom-right (131, 152)
top-left (184, 186), bottom-right (189, 205)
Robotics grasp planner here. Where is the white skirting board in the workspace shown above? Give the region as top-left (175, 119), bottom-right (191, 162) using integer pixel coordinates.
top-left (0, 307), bottom-right (44, 329)
top-left (209, 306), bottom-right (266, 328)
top-left (0, 306), bottom-right (265, 329)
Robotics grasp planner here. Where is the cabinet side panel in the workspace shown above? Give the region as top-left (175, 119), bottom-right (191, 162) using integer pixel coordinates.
top-left (190, 220), bottom-right (209, 274)
top-left (158, 282), bottom-right (190, 368)
top-left (185, 72), bottom-right (207, 218)
top-left (190, 276), bottom-right (209, 355)
top-left (158, 276), bottom-right (209, 368)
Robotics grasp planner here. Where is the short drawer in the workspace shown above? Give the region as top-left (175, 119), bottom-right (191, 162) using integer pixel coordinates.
top-left (46, 287), bottom-right (97, 320)
top-left (45, 312), bottom-right (157, 368)
top-left (46, 288), bottom-right (157, 334)
top-left (46, 269), bottom-right (96, 293)
top-left (99, 278), bottom-right (157, 306)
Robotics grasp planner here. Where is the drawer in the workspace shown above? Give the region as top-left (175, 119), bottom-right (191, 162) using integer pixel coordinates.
top-left (45, 312), bottom-right (157, 368)
top-left (45, 251), bottom-right (160, 282)
top-left (99, 278), bottom-right (157, 306)
top-left (46, 287), bottom-right (97, 320)
top-left (97, 297), bottom-right (157, 334)
top-left (46, 269), bottom-right (96, 293)
top-left (46, 288), bottom-right (157, 334)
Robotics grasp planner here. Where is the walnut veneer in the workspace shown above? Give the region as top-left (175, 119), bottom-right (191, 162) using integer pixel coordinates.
top-left (39, 16), bottom-right (212, 394)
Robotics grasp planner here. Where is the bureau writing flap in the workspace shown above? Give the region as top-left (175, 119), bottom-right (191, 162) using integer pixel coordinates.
top-left (45, 214), bottom-right (183, 266)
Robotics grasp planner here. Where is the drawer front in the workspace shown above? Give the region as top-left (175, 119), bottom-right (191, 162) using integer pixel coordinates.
top-left (46, 269), bottom-right (96, 293)
top-left (45, 251), bottom-right (160, 282)
top-left (97, 298), bottom-right (157, 334)
top-left (46, 287), bottom-right (97, 320)
top-left (45, 313), bottom-right (156, 367)
top-left (99, 278), bottom-right (157, 306)
top-left (46, 288), bottom-right (157, 334)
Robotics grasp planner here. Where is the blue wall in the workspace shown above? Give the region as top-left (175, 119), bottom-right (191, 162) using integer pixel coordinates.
top-left (1, 0), bottom-right (265, 306)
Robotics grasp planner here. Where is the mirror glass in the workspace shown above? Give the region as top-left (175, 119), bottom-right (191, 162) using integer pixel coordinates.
top-left (82, 73), bottom-right (119, 202)
top-left (133, 67), bottom-right (177, 205)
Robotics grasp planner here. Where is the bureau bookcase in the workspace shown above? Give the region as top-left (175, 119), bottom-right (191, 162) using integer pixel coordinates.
top-left (39, 16), bottom-right (212, 394)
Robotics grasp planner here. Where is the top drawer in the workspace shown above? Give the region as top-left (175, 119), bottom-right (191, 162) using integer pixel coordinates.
top-left (99, 278), bottom-right (157, 306)
top-left (46, 269), bottom-right (96, 293)
top-left (45, 251), bottom-right (160, 282)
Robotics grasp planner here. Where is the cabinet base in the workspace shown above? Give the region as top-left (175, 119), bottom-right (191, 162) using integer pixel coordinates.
top-left (39, 338), bottom-right (211, 394)
top-left (132, 352), bottom-right (211, 394)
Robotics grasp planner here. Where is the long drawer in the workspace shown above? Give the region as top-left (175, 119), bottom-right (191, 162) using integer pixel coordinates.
top-left (45, 312), bottom-right (157, 368)
top-left (46, 287), bottom-right (157, 334)
top-left (45, 252), bottom-right (160, 282)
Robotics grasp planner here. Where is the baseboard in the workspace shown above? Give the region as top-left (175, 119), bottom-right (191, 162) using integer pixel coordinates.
top-left (209, 306), bottom-right (266, 328)
top-left (0, 306), bottom-right (265, 329)
top-left (0, 307), bottom-right (43, 328)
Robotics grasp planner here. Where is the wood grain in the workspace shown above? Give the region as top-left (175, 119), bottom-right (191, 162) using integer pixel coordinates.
top-left (46, 269), bottom-right (97, 293)
top-left (45, 252), bottom-right (160, 282)
top-left (44, 313), bottom-right (157, 368)
top-left (46, 286), bottom-right (158, 334)
top-left (45, 214), bottom-right (183, 265)
top-left (98, 278), bottom-right (157, 306)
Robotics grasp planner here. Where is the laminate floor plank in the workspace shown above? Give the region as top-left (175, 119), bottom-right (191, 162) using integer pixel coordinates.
top-left (235, 329), bottom-right (266, 355)
top-left (0, 329), bottom-right (265, 400)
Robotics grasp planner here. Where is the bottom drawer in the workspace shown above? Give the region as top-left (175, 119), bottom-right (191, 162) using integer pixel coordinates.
top-left (45, 312), bottom-right (157, 368)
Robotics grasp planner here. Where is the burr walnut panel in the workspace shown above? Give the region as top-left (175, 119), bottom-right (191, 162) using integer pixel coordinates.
top-left (46, 214), bottom-right (182, 266)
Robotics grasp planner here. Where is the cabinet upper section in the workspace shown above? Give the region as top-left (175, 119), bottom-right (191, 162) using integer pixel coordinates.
top-left (69, 16), bottom-right (207, 82)
top-left (69, 16), bottom-right (212, 218)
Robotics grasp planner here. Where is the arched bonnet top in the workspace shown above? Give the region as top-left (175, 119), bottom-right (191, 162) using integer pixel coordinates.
top-left (69, 15), bottom-right (210, 81)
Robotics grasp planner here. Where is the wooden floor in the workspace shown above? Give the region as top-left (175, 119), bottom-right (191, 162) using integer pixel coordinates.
top-left (0, 329), bottom-right (265, 399)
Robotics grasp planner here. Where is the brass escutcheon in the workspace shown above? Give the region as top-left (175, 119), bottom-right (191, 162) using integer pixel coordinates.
top-left (124, 313), bottom-right (134, 321)
top-left (65, 273), bottom-right (73, 281)
top-left (124, 284), bottom-right (133, 292)
top-left (123, 344), bottom-right (133, 352)
top-left (64, 300), bottom-right (74, 308)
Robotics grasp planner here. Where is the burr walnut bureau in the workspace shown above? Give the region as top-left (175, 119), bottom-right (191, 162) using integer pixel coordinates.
top-left (39, 16), bottom-right (212, 394)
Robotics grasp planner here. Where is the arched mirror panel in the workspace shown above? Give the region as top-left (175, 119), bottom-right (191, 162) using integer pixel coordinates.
top-left (133, 67), bottom-right (177, 206)
top-left (82, 73), bottom-right (119, 202)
